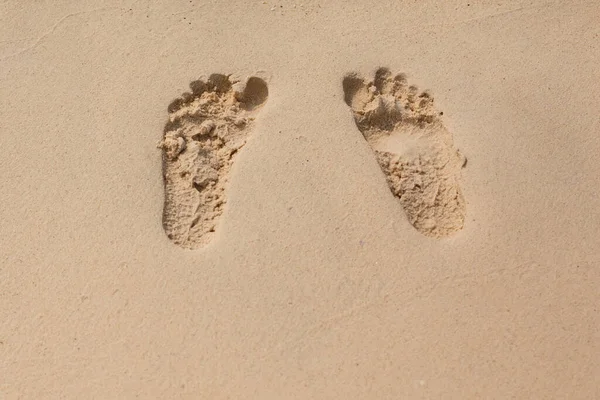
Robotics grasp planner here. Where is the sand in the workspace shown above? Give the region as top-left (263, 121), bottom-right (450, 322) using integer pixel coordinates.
top-left (1, 0), bottom-right (599, 398)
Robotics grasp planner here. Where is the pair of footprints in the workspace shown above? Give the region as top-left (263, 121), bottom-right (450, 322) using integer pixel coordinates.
top-left (159, 69), bottom-right (467, 249)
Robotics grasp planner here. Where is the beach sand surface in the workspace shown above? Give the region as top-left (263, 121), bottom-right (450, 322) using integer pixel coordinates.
top-left (1, 0), bottom-right (599, 398)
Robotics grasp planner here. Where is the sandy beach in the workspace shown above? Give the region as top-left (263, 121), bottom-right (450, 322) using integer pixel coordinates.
top-left (1, 0), bottom-right (599, 398)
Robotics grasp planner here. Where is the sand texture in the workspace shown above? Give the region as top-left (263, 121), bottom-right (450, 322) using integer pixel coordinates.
top-left (1, 0), bottom-right (599, 399)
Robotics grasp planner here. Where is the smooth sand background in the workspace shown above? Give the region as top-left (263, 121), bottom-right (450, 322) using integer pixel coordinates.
top-left (1, 0), bottom-right (599, 398)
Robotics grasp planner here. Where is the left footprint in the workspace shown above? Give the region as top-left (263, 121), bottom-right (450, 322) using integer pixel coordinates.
top-left (158, 74), bottom-right (268, 249)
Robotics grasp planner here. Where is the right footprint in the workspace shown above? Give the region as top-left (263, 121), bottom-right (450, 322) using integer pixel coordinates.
top-left (343, 68), bottom-right (467, 237)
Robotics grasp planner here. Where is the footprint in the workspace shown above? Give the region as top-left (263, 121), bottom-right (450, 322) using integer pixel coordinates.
top-left (343, 68), bottom-right (466, 237)
top-left (158, 74), bottom-right (268, 249)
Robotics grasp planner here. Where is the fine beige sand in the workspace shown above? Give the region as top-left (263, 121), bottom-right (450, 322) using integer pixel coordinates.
top-left (1, 0), bottom-right (599, 398)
